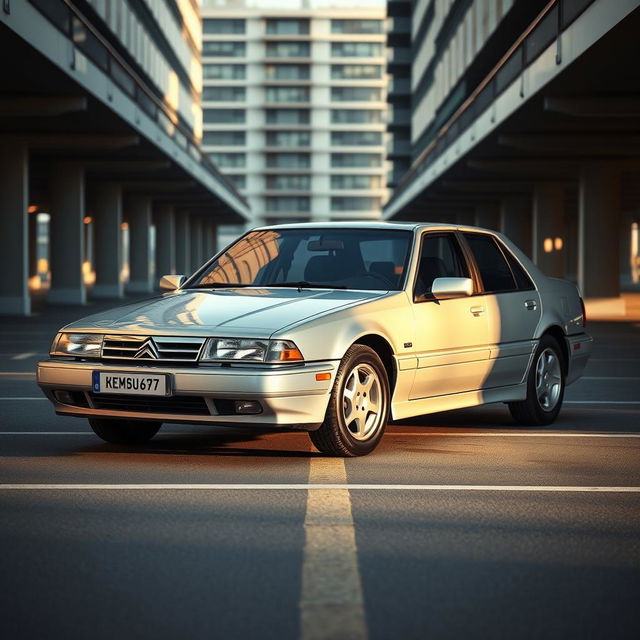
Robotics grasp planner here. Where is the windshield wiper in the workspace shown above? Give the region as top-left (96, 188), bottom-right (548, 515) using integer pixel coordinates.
top-left (261, 281), bottom-right (347, 291)
top-left (186, 283), bottom-right (254, 289)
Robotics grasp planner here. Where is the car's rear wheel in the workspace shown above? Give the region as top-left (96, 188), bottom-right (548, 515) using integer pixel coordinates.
top-left (309, 344), bottom-right (389, 456)
top-left (88, 418), bottom-right (161, 445)
top-left (508, 335), bottom-right (565, 426)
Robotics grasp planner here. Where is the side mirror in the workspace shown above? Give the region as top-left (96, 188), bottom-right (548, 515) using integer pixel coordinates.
top-left (431, 277), bottom-right (473, 300)
top-left (159, 274), bottom-right (186, 291)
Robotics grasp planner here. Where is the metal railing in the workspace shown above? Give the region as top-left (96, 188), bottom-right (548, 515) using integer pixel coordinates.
top-left (385, 0), bottom-right (596, 212)
top-left (28, 0), bottom-right (248, 207)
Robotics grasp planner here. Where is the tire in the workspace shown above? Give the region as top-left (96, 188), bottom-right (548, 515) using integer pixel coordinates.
top-left (88, 418), bottom-right (161, 445)
top-left (508, 334), bottom-right (565, 426)
top-left (309, 344), bottom-right (390, 456)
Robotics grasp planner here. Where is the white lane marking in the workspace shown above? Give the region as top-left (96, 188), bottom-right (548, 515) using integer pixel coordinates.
top-left (0, 398), bottom-right (46, 401)
top-left (582, 376), bottom-right (640, 380)
top-left (300, 458), bottom-right (367, 640)
top-left (564, 401), bottom-right (640, 405)
top-left (2, 431), bottom-right (640, 439)
top-left (0, 484), bottom-right (638, 492)
top-left (0, 373), bottom-right (36, 377)
top-left (11, 353), bottom-right (37, 361)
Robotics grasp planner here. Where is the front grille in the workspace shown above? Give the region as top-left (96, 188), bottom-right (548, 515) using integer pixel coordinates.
top-left (89, 393), bottom-right (211, 416)
top-left (101, 335), bottom-right (205, 363)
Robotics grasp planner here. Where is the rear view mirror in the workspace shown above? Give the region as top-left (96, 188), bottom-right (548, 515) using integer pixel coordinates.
top-left (431, 277), bottom-right (473, 300)
top-left (159, 275), bottom-right (186, 291)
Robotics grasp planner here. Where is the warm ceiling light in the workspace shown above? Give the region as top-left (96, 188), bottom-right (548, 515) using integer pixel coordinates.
top-left (28, 205), bottom-right (38, 213)
top-left (554, 237), bottom-right (563, 250)
top-left (83, 216), bottom-right (93, 224)
top-left (121, 222), bottom-right (129, 230)
top-left (543, 238), bottom-right (553, 253)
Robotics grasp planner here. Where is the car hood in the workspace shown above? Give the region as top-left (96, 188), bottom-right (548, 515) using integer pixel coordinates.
top-left (62, 288), bottom-right (386, 337)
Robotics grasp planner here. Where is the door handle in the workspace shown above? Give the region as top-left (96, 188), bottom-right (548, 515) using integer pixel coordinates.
top-left (470, 305), bottom-right (485, 316)
top-left (524, 299), bottom-right (538, 311)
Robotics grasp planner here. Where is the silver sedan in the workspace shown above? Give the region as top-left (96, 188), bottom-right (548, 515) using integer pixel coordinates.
top-left (37, 222), bottom-right (592, 456)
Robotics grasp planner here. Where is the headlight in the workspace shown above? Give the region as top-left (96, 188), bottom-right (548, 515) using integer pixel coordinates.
top-left (201, 338), bottom-right (303, 363)
top-left (50, 333), bottom-right (103, 356)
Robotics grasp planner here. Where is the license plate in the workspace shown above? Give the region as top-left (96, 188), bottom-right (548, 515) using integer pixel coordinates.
top-left (92, 371), bottom-right (170, 396)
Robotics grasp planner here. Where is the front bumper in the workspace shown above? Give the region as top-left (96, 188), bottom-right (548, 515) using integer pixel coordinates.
top-left (37, 359), bottom-right (338, 430)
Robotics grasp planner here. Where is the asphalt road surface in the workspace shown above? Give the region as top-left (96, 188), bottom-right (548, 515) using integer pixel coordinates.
top-left (1, 300), bottom-right (639, 640)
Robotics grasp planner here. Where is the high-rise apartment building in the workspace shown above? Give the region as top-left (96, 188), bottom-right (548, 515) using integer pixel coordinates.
top-left (201, 0), bottom-right (388, 228)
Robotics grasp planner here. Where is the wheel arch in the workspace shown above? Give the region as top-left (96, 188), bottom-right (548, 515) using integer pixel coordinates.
top-left (352, 333), bottom-right (396, 393)
top-left (540, 324), bottom-right (569, 375)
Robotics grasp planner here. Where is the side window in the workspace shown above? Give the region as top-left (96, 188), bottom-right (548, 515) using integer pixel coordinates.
top-left (500, 243), bottom-right (535, 290)
top-left (464, 233), bottom-right (516, 293)
top-left (414, 234), bottom-right (469, 300)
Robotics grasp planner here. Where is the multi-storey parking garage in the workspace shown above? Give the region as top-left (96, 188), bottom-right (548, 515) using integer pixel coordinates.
top-left (0, 0), bottom-right (250, 316)
top-left (385, 0), bottom-right (640, 316)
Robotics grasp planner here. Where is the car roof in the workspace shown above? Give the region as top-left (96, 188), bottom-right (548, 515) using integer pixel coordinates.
top-left (252, 221), bottom-right (498, 233)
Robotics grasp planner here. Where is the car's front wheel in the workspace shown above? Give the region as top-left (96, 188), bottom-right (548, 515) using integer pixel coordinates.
top-left (88, 418), bottom-right (162, 445)
top-left (508, 335), bottom-right (565, 425)
top-left (309, 344), bottom-right (390, 456)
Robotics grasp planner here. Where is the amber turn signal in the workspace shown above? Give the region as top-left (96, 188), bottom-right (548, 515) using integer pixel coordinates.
top-left (315, 373), bottom-right (331, 381)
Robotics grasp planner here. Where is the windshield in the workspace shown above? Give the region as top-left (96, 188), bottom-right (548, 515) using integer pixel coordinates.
top-left (188, 228), bottom-right (413, 291)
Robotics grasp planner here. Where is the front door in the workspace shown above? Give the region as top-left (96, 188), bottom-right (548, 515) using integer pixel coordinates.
top-left (409, 232), bottom-right (492, 400)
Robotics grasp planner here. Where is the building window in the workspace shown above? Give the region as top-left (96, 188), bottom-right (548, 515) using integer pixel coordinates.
top-left (330, 19), bottom-right (384, 34)
top-left (266, 130), bottom-right (311, 147)
top-left (330, 197), bottom-right (382, 211)
top-left (331, 109), bottom-right (383, 124)
top-left (202, 41), bottom-right (246, 57)
top-left (203, 64), bottom-right (245, 80)
top-left (265, 19), bottom-right (310, 35)
top-left (331, 131), bottom-right (383, 146)
top-left (203, 86), bottom-right (246, 102)
top-left (204, 109), bottom-right (245, 124)
top-left (265, 64), bottom-right (310, 80)
top-left (330, 42), bottom-right (384, 57)
top-left (331, 64), bottom-right (382, 80)
top-left (266, 41), bottom-right (311, 57)
top-left (266, 153), bottom-right (311, 168)
top-left (331, 87), bottom-right (383, 102)
top-left (265, 109), bottom-right (310, 124)
top-left (266, 175), bottom-right (312, 190)
top-left (229, 175), bottom-right (246, 190)
top-left (202, 131), bottom-right (246, 146)
top-left (265, 86), bottom-right (311, 103)
top-left (208, 152), bottom-right (246, 168)
top-left (203, 19), bottom-right (245, 34)
top-left (266, 196), bottom-right (311, 212)
top-left (330, 175), bottom-right (382, 190)
top-left (331, 153), bottom-right (382, 168)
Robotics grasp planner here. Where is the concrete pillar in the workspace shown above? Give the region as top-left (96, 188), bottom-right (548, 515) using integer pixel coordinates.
top-left (578, 163), bottom-right (620, 301)
top-left (190, 217), bottom-right (203, 272)
top-left (500, 196), bottom-right (532, 257)
top-left (175, 213), bottom-right (191, 274)
top-left (127, 195), bottom-right (153, 293)
top-left (0, 141), bottom-right (30, 315)
top-left (532, 183), bottom-right (565, 278)
top-left (474, 203), bottom-right (500, 230)
top-left (28, 209), bottom-right (39, 282)
top-left (155, 204), bottom-right (176, 279)
top-left (49, 163), bottom-right (86, 305)
top-left (92, 182), bottom-right (123, 298)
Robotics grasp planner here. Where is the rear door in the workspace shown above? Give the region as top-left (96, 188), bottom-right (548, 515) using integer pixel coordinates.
top-left (461, 233), bottom-right (541, 389)
top-left (409, 232), bottom-right (492, 400)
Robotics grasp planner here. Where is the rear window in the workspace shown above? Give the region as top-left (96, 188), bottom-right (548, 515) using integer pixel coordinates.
top-left (464, 233), bottom-right (516, 293)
